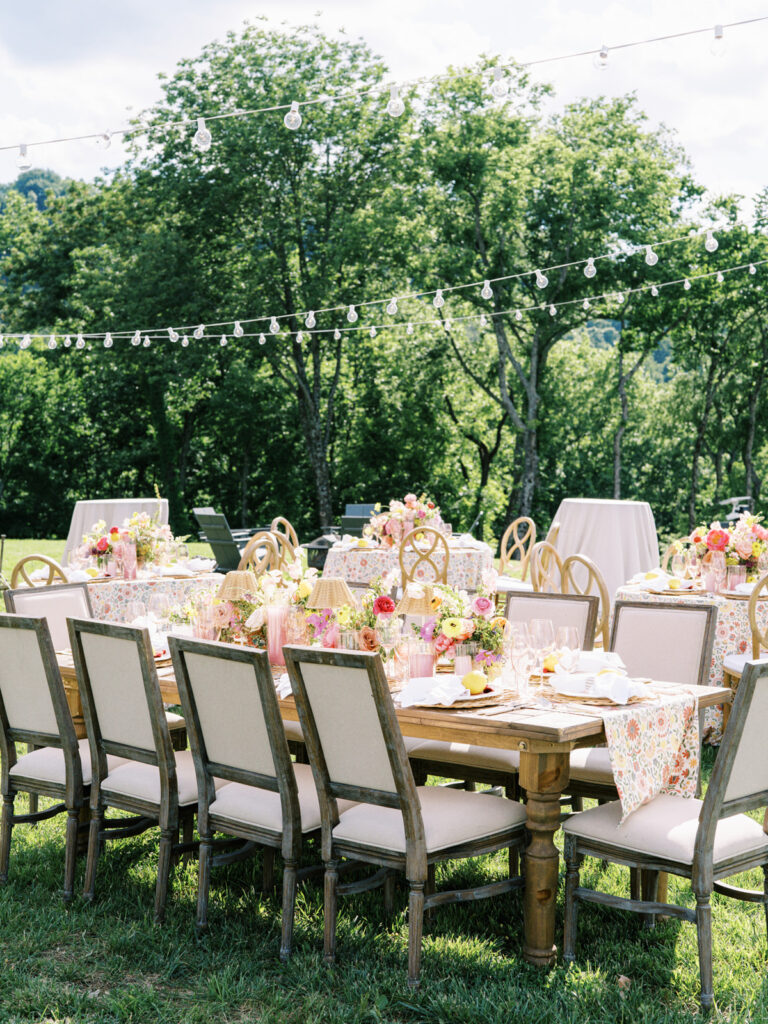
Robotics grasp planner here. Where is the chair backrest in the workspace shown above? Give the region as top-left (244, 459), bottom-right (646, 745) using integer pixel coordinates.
top-left (610, 601), bottom-right (717, 687)
top-left (285, 647), bottom-right (422, 854)
top-left (694, 661), bottom-right (768, 886)
top-left (170, 637), bottom-right (302, 847)
top-left (238, 532), bottom-right (280, 575)
top-left (503, 592), bottom-right (598, 651)
top-left (499, 517), bottom-right (537, 580)
top-left (0, 615), bottom-right (79, 767)
top-left (4, 583), bottom-right (93, 651)
top-left (68, 618), bottom-right (174, 771)
top-left (345, 503), bottom-right (376, 517)
top-left (270, 516), bottom-right (300, 551)
top-left (562, 554), bottom-right (610, 648)
top-left (340, 515), bottom-right (370, 538)
top-left (529, 540), bottom-right (564, 593)
top-left (192, 510), bottom-right (242, 571)
top-left (748, 573), bottom-right (768, 659)
top-left (10, 554), bottom-right (67, 589)
top-left (399, 527), bottom-right (450, 586)
top-left (270, 530), bottom-right (297, 568)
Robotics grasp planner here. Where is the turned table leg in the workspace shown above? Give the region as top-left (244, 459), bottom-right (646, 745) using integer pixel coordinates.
top-left (519, 748), bottom-right (570, 967)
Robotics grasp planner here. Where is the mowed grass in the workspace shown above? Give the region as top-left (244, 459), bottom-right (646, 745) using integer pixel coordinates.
top-left (0, 749), bottom-right (767, 1023)
top-left (0, 539), bottom-right (215, 580)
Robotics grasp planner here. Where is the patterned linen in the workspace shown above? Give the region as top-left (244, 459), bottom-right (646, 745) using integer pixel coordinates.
top-left (323, 544), bottom-right (493, 591)
top-left (87, 574), bottom-right (221, 622)
top-left (602, 691), bottom-right (699, 822)
top-left (614, 585), bottom-right (768, 744)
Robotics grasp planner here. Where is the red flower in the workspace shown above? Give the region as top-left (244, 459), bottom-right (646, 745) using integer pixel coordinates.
top-left (95, 537), bottom-right (109, 553)
top-left (373, 595), bottom-right (395, 616)
top-left (427, 501), bottom-right (435, 509)
top-left (109, 526), bottom-right (120, 534)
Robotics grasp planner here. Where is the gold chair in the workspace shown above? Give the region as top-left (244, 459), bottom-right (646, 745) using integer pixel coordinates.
top-left (529, 540), bottom-right (564, 593)
top-left (10, 555), bottom-right (67, 589)
top-left (562, 553), bottom-right (610, 648)
top-left (238, 532), bottom-right (280, 575)
top-left (270, 531), bottom-right (297, 569)
top-left (660, 539), bottom-right (688, 572)
top-left (722, 572), bottom-right (768, 727)
top-left (399, 527), bottom-right (449, 586)
top-left (270, 516), bottom-right (300, 552)
top-left (499, 517), bottom-right (536, 580)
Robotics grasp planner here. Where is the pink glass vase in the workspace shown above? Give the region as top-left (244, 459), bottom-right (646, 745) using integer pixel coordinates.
top-left (266, 605), bottom-right (289, 666)
top-left (408, 640), bottom-right (435, 679)
top-left (121, 536), bottom-right (137, 580)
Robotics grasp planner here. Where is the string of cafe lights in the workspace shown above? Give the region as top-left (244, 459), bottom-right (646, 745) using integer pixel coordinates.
top-left (0, 222), bottom-right (736, 346)
top-left (3, 254), bottom-right (764, 352)
top-left (4, 16), bottom-right (768, 168)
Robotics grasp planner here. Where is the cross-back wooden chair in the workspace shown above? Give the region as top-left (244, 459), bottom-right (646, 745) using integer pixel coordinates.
top-left (10, 555), bottom-right (67, 589)
top-left (270, 531), bottom-right (297, 569)
top-left (284, 646), bottom-right (526, 989)
top-left (561, 553), bottom-right (610, 649)
top-left (399, 527), bottom-right (449, 587)
top-left (69, 618), bottom-right (205, 923)
top-left (563, 659), bottom-right (768, 1010)
top-left (238, 532), bottom-right (280, 575)
top-left (270, 516), bottom-right (300, 552)
top-left (499, 517), bottom-right (536, 579)
top-left (529, 540), bottom-right (564, 593)
top-left (722, 572), bottom-right (768, 726)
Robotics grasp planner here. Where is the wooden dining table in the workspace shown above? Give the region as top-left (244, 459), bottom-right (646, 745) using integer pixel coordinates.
top-left (56, 651), bottom-right (730, 968)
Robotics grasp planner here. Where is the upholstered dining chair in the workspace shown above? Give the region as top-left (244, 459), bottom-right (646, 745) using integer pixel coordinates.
top-left (561, 554), bottom-right (610, 649)
top-left (399, 527), bottom-right (450, 587)
top-left (4, 582), bottom-right (93, 651)
top-left (238, 531), bottom-right (280, 576)
top-left (563, 659), bottom-right (768, 1010)
top-left (10, 555), bottom-right (67, 589)
top-left (284, 646), bottom-right (526, 989)
top-left (270, 516), bottom-right (300, 553)
top-left (0, 614), bottom-right (126, 901)
top-left (170, 637), bottom-right (346, 959)
top-left (69, 618), bottom-right (208, 923)
top-left (721, 572), bottom-right (768, 726)
top-left (529, 540), bottom-right (564, 593)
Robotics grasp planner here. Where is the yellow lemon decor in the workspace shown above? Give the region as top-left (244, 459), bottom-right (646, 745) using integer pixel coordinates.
top-left (668, 579), bottom-right (682, 590)
top-left (542, 653), bottom-right (560, 673)
top-left (461, 669), bottom-right (487, 695)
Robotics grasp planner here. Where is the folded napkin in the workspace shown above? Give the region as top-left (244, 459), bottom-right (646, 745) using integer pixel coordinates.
top-left (552, 669), bottom-right (646, 705)
top-left (629, 568), bottom-right (672, 591)
top-left (274, 673), bottom-right (293, 700)
top-left (566, 650), bottom-right (626, 674)
top-left (734, 581), bottom-right (756, 595)
top-left (67, 569), bottom-right (91, 583)
top-left (187, 557), bottom-right (215, 573)
top-left (156, 565), bottom-right (194, 578)
top-left (398, 674), bottom-right (471, 708)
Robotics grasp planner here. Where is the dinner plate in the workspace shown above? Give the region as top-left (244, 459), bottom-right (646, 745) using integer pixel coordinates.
top-left (410, 686), bottom-right (505, 709)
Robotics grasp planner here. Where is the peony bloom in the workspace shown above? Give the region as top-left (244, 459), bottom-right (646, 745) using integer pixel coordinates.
top-left (373, 595), bottom-right (395, 616)
top-left (359, 626), bottom-right (379, 652)
top-left (471, 595), bottom-right (495, 619)
top-left (404, 493), bottom-right (417, 506)
top-left (434, 632), bottom-right (454, 655)
top-left (705, 528), bottom-right (729, 552)
top-left (95, 537), bottom-right (109, 553)
top-left (420, 617), bottom-right (436, 641)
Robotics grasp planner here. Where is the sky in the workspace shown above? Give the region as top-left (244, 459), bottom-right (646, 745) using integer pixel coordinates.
top-left (1, 0), bottom-right (766, 209)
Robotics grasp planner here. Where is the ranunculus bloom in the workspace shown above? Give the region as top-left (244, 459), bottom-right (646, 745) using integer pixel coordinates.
top-left (442, 617), bottom-right (464, 639)
top-left (458, 618), bottom-right (476, 640)
top-left (95, 537), bottom-right (109, 553)
top-left (420, 617), bottom-right (436, 641)
top-left (109, 526), bottom-right (120, 534)
top-left (735, 540), bottom-right (754, 560)
top-left (471, 595), bottom-right (495, 619)
top-left (706, 528), bottom-right (729, 552)
top-left (373, 595), bottom-right (395, 616)
top-left (359, 626), bottom-right (379, 652)
top-left (434, 633), bottom-right (453, 655)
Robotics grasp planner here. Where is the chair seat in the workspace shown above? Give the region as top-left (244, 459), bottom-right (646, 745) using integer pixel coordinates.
top-left (165, 712), bottom-right (186, 731)
top-left (101, 749), bottom-right (223, 808)
top-left (283, 719), bottom-right (304, 744)
top-left (568, 746), bottom-right (613, 784)
top-left (563, 794), bottom-right (768, 866)
top-left (209, 763), bottom-right (355, 835)
top-left (9, 739), bottom-right (126, 788)
top-left (332, 785), bottom-right (526, 855)
top-left (495, 577), bottom-right (534, 592)
top-left (408, 739), bottom-right (520, 774)
top-left (723, 653), bottom-right (768, 677)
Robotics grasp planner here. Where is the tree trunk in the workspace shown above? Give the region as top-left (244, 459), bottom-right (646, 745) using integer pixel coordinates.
top-left (744, 327), bottom-right (767, 502)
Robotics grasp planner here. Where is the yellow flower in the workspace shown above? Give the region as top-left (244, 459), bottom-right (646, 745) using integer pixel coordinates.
top-left (442, 617), bottom-right (464, 639)
top-left (430, 595), bottom-right (443, 612)
top-left (336, 605), bottom-right (353, 627)
top-left (297, 580), bottom-right (312, 600)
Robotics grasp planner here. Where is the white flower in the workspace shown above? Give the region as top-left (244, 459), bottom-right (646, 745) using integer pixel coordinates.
top-left (245, 608), bottom-right (265, 630)
top-left (287, 561), bottom-right (303, 581)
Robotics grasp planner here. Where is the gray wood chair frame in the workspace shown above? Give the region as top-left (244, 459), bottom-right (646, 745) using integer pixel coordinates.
top-left (399, 527), bottom-right (450, 587)
top-left (723, 573), bottom-right (768, 726)
top-left (499, 517), bottom-right (536, 580)
top-left (503, 590), bottom-right (599, 652)
top-left (284, 645), bottom-right (525, 988)
top-left (10, 554), bottom-right (67, 589)
top-left (170, 636), bottom-right (310, 960)
top-left (0, 614), bottom-right (84, 901)
top-left (561, 553), bottom-right (610, 649)
top-left (270, 516), bottom-right (300, 553)
top-left (564, 659), bottom-right (768, 1010)
top-left (238, 532), bottom-right (280, 575)
top-left (529, 540), bottom-right (564, 593)
top-left (68, 617), bottom-right (194, 923)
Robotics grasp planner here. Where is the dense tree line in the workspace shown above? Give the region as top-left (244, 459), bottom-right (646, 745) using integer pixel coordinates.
top-left (0, 24), bottom-right (766, 547)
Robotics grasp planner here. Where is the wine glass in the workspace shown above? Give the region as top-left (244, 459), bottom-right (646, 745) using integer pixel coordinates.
top-left (555, 625), bottom-right (580, 673)
top-left (125, 600), bottom-right (147, 626)
top-left (670, 553), bottom-right (686, 579)
top-left (377, 617), bottom-right (402, 680)
top-left (285, 606), bottom-right (307, 644)
top-left (686, 549), bottom-right (700, 581)
top-left (176, 543), bottom-right (190, 567)
top-left (148, 593), bottom-right (171, 634)
top-left (507, 624), bottom-right (533, 699)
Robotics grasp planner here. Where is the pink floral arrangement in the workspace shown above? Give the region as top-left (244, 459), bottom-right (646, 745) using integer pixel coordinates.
top-left (370, 493), bottom-right (442, 547)
top-left (416, 583), bottom-right (506, 662)
top-left (689, 512), bottom-right (768, 570)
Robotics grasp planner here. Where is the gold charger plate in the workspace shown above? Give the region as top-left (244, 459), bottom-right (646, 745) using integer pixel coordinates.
top-left (409, 687), bottom-right (511, 710)
top-left (648, 587), bottom-right (703, 597)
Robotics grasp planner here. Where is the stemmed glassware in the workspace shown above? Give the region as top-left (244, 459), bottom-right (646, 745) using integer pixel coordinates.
top-left (506, 623), bottom-right (534, 699)
top-left (670, 552), bottom-right (686, 579)
top-left (555, 625), bottom-right (580, 672)
top-left (377, 617), bottom-right (402, 681)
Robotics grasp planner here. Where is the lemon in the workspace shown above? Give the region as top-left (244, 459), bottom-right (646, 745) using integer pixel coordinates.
top-left (86, 567), bottom-right (99, 578)
top-left (461, 669), bottom-right (487, 695)
top-left (668, 579), bottom-right (681, 590)
top-left (644, 572), bottom-right (657, 580)
top-left (543, 653), bottom-right (560, 673)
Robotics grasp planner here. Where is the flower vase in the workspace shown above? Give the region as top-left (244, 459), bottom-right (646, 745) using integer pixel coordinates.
top-left (408, 640), bottom-right (435, 679)
top-left (266, 604), bottom-right (289, 667)
top-left (726, 565), bottom-right (747, 591)
top-left (121, 537), bottom-right (137, 580)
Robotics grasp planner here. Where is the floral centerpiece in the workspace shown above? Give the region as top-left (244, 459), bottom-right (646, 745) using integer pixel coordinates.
top-left (82, 520), bottom-right (122, 569)
top-left (414, 583), bottom-right (507, 670)
top-left (370, 493), bottom-right (442, 547)
top-left (81, 507), bottom-right (178, 570)
top-left (689, 512), bottom-right (768, 576)
top-left (308, 570), bottom-right (399, 651)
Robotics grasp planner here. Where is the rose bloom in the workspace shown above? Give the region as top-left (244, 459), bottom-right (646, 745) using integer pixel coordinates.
top-left (95, 537), bottom-right (109, 553)
top-left (735, 539), bottom-right (754, 560)
top-left (471, 595), bottom-right (494, 619)
top-left (359, 626), bottom-right (379, 652)
top-left (754, 525), bottom-right (768, 542)
top-left (372, 595), bottom-right (395, 616)
top-left (109, 526), bottom-right (120, 535)
top-left (404, 493), bottom-right (417, 506)
top-left (457, 618), bottom-right (475, 641)
top-left (434, 633), bottom-right (454, 655)
top-left (705, 528), bottom-right (729, 552)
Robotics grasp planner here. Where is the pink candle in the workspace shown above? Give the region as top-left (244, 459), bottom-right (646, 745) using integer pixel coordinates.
top-left (266, 605), bottom-right (289, 666)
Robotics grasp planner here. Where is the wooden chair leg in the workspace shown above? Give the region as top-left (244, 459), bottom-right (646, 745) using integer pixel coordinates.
top-left (154, 827), bottom-right (174, 924)
top-left (0, 794), bottom-right (14, 883)
top-left (696, 893), bottom-right (714, 1010)
top-left (763, 866), bottom-right (768, 941)
top-left (27, 745), bottom-right (38, 820)
top-left (324, 860), bottom-right (340, 965)
top-left (280, 859), bottom-right (297, 962)
top-left (571, 795), bottom-right (584, 812)
top-left (63, 808), bottom-right (80, 902)
top-left (196, 833), bottom-right (212, 933)
top-left (424, 863), bottom-right (436, 926)
top-left (630, 867), bottom-right (640, 901)
top-left (83, 805), bottom-right (103, 902)
top-left (383, 871), bottom-right (396, 919)
top-left (407, 881), bottom-right (426, 989)
top-left (262, 847), bottom-right (275, 892)
top-left (563, 835), bottom-right (580, 961)
top-left (641, 869), bottom-right (659, 928)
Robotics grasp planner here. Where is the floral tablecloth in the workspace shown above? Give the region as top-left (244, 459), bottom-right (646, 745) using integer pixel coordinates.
top-left (87, 573), bottom-right (221, 621)
top-left (602, 690), bottom-right (699, 821)
top-left (323, 543), bottom-right (494, 591)
top-left (615, 584), bottom-right (768, 744)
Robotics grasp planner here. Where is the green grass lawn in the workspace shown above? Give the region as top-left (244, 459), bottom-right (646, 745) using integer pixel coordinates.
top-left (0, 539), bottom-right (215, 581)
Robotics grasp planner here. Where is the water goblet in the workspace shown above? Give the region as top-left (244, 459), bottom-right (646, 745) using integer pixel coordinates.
top-left (670, 553), bottom-right (685, 579)
top-left (555, 625), bottom-right (580, 672)
top-left (125, 600), bottom-right (147, 626)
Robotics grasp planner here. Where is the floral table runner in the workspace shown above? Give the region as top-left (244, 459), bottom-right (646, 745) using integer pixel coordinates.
top-left (87, 573), bottom-right (220, 622)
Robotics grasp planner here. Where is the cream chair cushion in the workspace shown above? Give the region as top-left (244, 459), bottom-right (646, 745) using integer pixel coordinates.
top-left (408, 740), bottom-right (520, 773)
top-left (332, 786), bottom-right (526, 855)
top-left (9, 739), bottom-right (126, 788)
top-left (568, 746), bottom-right (613, 784)
top-left (208, 762), bottom-right (355, 835)
top-left (283, 719), bottom-right (304, 744)
top-left (101, 749), bottom-right (219, 807)
top-left (495, 578), bottom-right (534, 592)
top-left (563, 794), bottom-right (768, 865)
top-left (723, 653), bottom-right (768, 677)
top-left (165, 712), bottom-right (186, 731)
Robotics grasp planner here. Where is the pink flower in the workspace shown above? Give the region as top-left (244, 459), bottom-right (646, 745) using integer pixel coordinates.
top-left (735, 540), bottom-right (754, 560)
top-left (95, 537), bottom-right (109, 553)
top-left (322, 623), bottom-right (340, 648)
top-left (420, 617), bottom-right (436, 641)
top-left (417, 509), bottom-right (426, 519)
top-left (404, 493), bottom-right (417, 506)
top-left (705, 528), bottom-right (729, 552)
top-left (754, 525), bottom-right (768, 541)
top-left (434, 633), bottom-right (453, 655)
top-left (471, 595), bottom-right (495, 619)
top-left (373, 595), bottom-right (395, 616)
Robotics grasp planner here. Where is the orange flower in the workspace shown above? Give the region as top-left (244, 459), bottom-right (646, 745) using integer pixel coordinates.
top-left (359, 626), bottom-right (379, 652)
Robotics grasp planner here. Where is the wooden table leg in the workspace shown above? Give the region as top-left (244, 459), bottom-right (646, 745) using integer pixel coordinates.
top-left (519, 748), bottom-right (570, 967)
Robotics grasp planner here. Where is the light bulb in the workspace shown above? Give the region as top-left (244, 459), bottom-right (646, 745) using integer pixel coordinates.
top-left (219, 334), bottom-right (228, 346)
top-left (717, 271), bottom-right (724, 283)
top-left (347, 305), bottom-right (358, 323)
top-left (515, 309), bottom-right (523, 321)
top-left (168, 328), bottom-right (179, 343)
top-left (233, 321), bottom-right (244, 337)
top-left (444, 320), bottom-right (451, 331)
top-left (433, 289), bottom-right (445, 308)
top-left (683, 278), bottom-right (691, 291)
top-left (21, 334), bottom-right (32, 348)
top-left (333, 328), bottom-right (341, 340)
top-left (645, 246), bottom-right (658, 267)
top-left (181, 336), bottom-right (189, 347)
top-left (705, 230), bottom-right (718, 253)
top-left (296, 331), bottom-right (304, 344)
top-left (131, 330), bottom-right (140, 346)
top-left (303, 311), bottom-right (315, 328)
top-left (406, 322), bottom-right (413, 335)
top-left (95, 130), bottom-right (112, 150)
top-left (63, 335), bottom-right (71, 348)
top-left (481, 280), bottom-right (493, 299)
top-left (549, 304), bottom-right (556, 317)
top-left (583, 258), bottom-right (596, 279)
top-left (284, 102), bottom-right (302, 130)
top-left (17, 144), bottom-right (31, 171)
top-left (193, 117), bottom-right (212, 152)
top-left (104, 333), bottom-right (113, 348)
top-left (386, 298), bottom-right (398, 315)
top-left (583, 298), bottom-right (590, 310)
top-left (48, 335), bottom-right (57, 350)
top-left (616, 292), bottom-right (624, 303)
top-left (258, 333), bottom-right (266, 345)
top-left (535, 270), bottom-right (548, 289)
top-left (370, 326), bottom-right (376, 338)
top-left (143, 336), bottom-right (150, 347)
top-left (651, 285), bottom-right (659, 297)
top-left (194, 324), bottom-right (204, 340)
top-left (386, 85), bottom-right (404, 117)
top-left (479, 314), bottom-right (488, 327)
top-left (710, 24), bottom-right (726, 57)
top-left (76, 335), bottom-right (85, 349)
top-left (270, 317), bottom-right (280, 334)
top-left (490, 67), bottom-right (508, 99)
top-left (593, 45), bottom-right (609, 71)
top-left (749, 264), bottom-right (757, 275)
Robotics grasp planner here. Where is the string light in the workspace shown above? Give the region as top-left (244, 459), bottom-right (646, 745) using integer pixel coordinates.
top-left (333, 328), bottom-right (341, 340)
top-left (645, 246), bottom-right (658, 266)
top-left (407, 322), bottom-right (413, 334)
top-left (711, 24), bottom-right (726, 57)
top-left (270, 316), bottom-right (280, 334)
top-left (63, 335), bottom-right (71, 347)
top-left (104, 333), bottom-right (113, 348)
top-left (716, 271), bottom-right (724, 283)
top-left (616, 292), bottom-right (625, 303)
top-left (283, 102), bottom-right (302, 130)
top-left (515, 309), bottom-right (523, 321)
top-left (76, 335), bottom-right (85, 349)
top-left (749, 264), bottom-right (757, 275)
top-left (593, 44), bottom-right (609, 70)
top-left (584, 258), bottom-right (596, 278)
top-left (479, 314), bottom-right (488, 326)
top-left (386, 86), bottom-right (405, 117)
top-left (16, 144), bottom-right (31, 171)
top-left (683, 278), bottom-right (691, 290)
top-left (296, 330), bottom-right (304, 344)
top-left (143, 336), bottom-right (151, 347)
top-left (433, 289), bottom-right (445, 308)
top-left (95, 130), bottom-right (112, 150)
top-left (535, 270), bottom-right (548, 289)
top-left (305, 311), bottom-right (316, 328)
top-left (704, 230), bottom-right (718, 253)
top-left (582, 298), bottom-right (590, 310)
top-left (347, 305), bottom-right (358, 323)
top-left (481, 280), bottom-right (493, 299)
top-left (548, 304), bottom-right (556, 316)
top-left (192, 117), bottom-right (212, 151)
top-left (386, 298), bottom-right (398, 315)
top-left (48, 335), bottom-right (57, 350)
top-left (219, 334), bottom-right (228, 346)
top-left (258, 333), bottom-right (266, 345)
top-left (194, 324), bottom-right (204, 339)
top-left (181, 336), bottom-right (189, 347)
top-left (651, 285), bottom-right (659, 297)
top-left (168, 327), bottom-right (179, 342)
top-left (233, 321), bottom-right (244, 336)
top-left (490, 67), bottom-right (508, 99)
top-left (370, 326), bottom-right (377, 337)
top-left (131, 332), bottom-right (141, 346)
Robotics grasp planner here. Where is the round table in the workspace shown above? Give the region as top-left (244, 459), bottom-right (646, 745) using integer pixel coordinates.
top-left (323, 542), bottom-right (493, 591)
top-left (63, 497), bottom-right (170, 565)
top-left (87, 573), bottom-right (221, 621)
